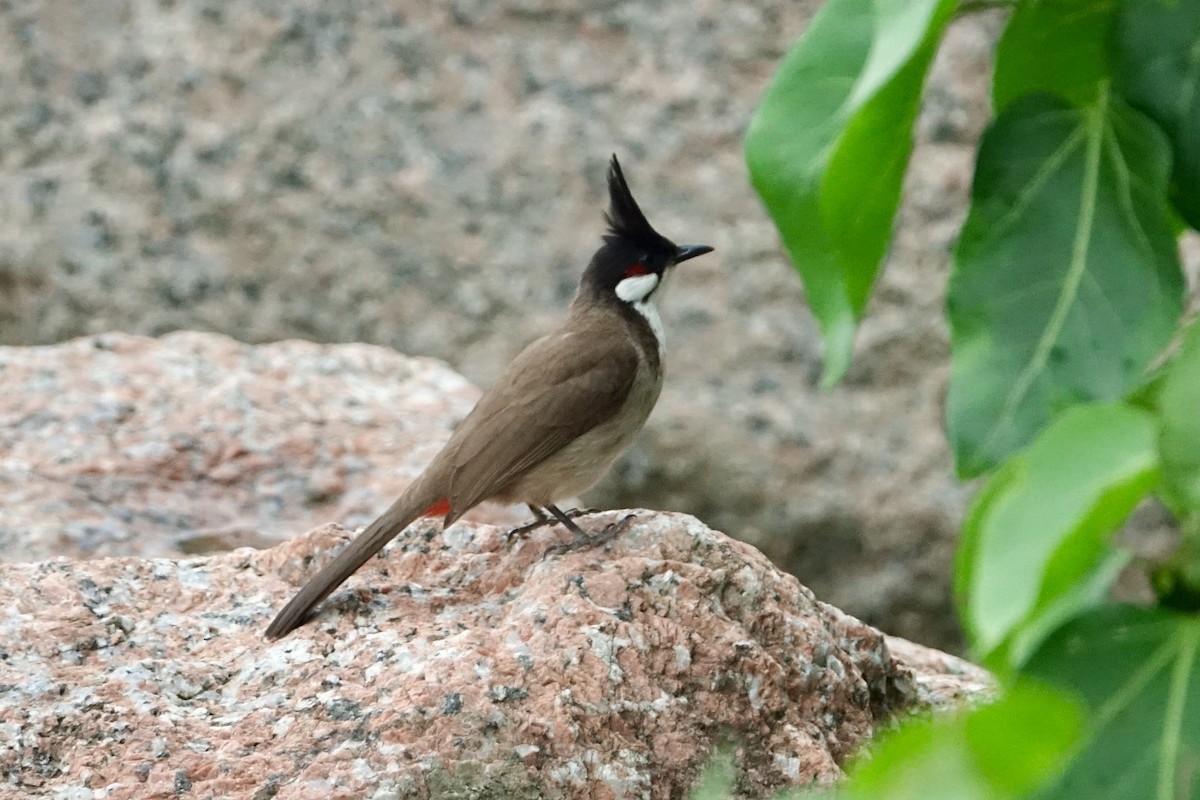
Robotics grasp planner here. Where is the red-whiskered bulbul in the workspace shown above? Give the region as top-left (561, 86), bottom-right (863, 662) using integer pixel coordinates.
top-left (265, 156), bottom-right (713, 638)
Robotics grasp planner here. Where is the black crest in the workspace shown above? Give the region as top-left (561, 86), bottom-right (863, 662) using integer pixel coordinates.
top-left (604, 156), bottom-right (676, 254)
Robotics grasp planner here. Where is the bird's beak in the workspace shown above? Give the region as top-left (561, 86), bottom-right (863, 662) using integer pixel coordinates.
top-left (672, 244), bottom-right (714, 264)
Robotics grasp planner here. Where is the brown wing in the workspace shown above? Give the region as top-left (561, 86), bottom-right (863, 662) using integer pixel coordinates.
top-left (435, 320), bottom-right (641, 515)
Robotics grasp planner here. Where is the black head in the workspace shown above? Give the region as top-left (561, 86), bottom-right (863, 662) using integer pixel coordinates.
top-left (579, 155), bottom-right (713, 305)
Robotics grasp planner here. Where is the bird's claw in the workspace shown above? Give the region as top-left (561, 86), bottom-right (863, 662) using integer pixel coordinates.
top-left (506, 507), bottom-right (598, 542)
top-left (540, 513), bottom-right (636, 559)
top-left (506, 517), bottom-right (550, 541)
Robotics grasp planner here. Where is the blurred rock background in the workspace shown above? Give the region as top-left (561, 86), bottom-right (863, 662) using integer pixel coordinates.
top-left (0, 0), bottom-right (1009, 652)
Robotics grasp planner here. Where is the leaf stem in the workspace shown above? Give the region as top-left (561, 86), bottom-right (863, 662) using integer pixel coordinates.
top-left (1158, 627), bottom-right (1197, 800)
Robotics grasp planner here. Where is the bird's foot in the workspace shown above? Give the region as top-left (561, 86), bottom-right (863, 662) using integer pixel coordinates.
top-left (506, 519), bottom-right (548, 541)
top-left (541, 513), bottom-right (636, 558)
top-left (562, 507), bottom-right (600, 517)
top-left (506, 506), bottom-right (598, 542)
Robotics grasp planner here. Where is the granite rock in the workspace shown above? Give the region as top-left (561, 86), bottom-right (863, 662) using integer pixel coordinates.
top-left (0, 332), bottom-right (993, 797)
top-left (0, 513), bottom-right (991, 799)
top-left (0, 331), bottom-right (523, 563)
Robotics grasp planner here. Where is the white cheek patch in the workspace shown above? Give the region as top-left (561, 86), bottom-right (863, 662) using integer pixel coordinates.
top-left (615, 273), bottom-right (660, 303)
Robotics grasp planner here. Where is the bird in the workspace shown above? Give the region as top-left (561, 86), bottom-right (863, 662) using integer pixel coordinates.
top-left (265, 155), bottom-right (713, 638)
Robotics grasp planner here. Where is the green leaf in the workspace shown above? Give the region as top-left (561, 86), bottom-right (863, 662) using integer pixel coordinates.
top-left (838, 682), bottom-right (1084, 800)
top-left (745, 0), bottom-right (955, 386)
top-left (993, 0), bottom-right (1118, 112)
top-left (956, 403), bottom-right (1159, 668)
top-left (1025, 605), bottom-right (1200, 800)
top-left (947, 92), bottom-right (1183, 476)
top-left (1160, 321), bottom-right (1200, 514)
top-left (1113, 0), bottom-right (1200, 229)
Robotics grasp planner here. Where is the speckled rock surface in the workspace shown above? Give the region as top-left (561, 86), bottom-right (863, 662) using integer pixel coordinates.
top-left (0, 0), bottom-right (994, 652)
top-left (0, 331), bottom-right (524, 563)
top-left (0, 512), bottom-right (991, 799)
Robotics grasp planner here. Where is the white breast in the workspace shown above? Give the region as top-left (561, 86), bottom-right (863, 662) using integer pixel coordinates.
top-left (500, 354), bottom-right (663, 505)
top-left (628, 297), bottom-right (665, 360)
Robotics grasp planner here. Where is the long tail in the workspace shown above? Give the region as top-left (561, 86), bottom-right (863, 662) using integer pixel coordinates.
top-left (265, 484), bottom-right (447, 639)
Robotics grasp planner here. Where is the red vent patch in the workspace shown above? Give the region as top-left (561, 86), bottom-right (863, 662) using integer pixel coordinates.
top-left (423, 497), bottom-right (452, 518)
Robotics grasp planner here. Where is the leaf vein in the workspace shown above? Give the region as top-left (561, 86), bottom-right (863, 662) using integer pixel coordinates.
top-left (988, 115), bottom-right (1085, 240)
top-left (982, 90), bottom-right (1109, 458)
top-left (1103, 111), bottom-right (1158, 267)
top-left (1092, 633), bottom-right (1175, 731)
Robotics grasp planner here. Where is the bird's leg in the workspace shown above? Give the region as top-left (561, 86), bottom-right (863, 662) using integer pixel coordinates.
top-left (541, 504), bottom-right (636, 556)
top-left (545, 504), bottom-right (588, 536)
top-left (507, 505), bottom-right (605, 543)
top-left (557, 507), bottom-right (600, 519)
top-left (506, 504), bottom-right (555, 541)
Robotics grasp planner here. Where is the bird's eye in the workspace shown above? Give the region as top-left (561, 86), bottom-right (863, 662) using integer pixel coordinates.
top-left (625, 264), bottom-right (648, 277)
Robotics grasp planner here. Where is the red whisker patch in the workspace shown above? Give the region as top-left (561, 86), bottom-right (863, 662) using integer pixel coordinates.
top-left (624, 264), bottom-right (648, 277)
